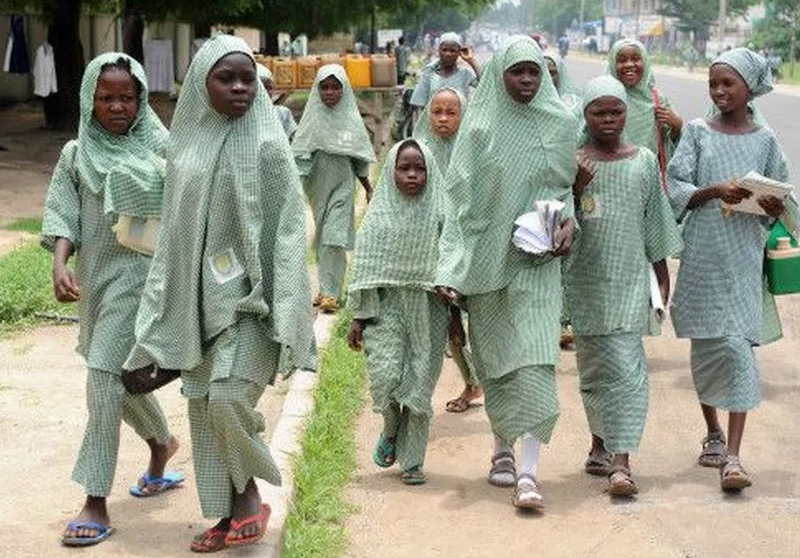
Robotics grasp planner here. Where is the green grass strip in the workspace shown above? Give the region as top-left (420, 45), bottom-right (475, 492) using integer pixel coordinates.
top-left (0, 242), bottom-right (74, 334)
top-left (3, 217), bottom-right (43, 233)
top-left (282, 308), bottom-right (367, 558)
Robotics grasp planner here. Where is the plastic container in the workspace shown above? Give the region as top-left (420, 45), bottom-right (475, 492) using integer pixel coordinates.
top-left (297, 57), bottom-right (321, 88)
top-left (370, 54), bottom-right (397, 87)
top-left (345, 55), bottom-right (371, 88)
top-left (318, 53), bottom-right (345, 68)
top-left (766, 236), bottom-right (800, 295)
top-left (272, 57), bottom-right (297, 89)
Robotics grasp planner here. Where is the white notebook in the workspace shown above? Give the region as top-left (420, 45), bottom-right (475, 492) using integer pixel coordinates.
top-left (512, 200), bottom-right (566, 255)
top-left (725, 171), bottom-right (793, 216)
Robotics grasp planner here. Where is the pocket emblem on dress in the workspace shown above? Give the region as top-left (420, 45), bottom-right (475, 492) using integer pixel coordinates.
top-left (208, 249), bottom-right (244, 285)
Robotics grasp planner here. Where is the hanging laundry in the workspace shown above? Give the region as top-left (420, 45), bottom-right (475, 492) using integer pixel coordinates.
top-left (144, 39), bottom-right (174, 93)
top-left (3, 15), bottom-right (30, 74)
top-left (33, 42), bottom-right (57, 96)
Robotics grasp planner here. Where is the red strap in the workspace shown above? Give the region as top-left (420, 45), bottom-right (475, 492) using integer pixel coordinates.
top-left (651, 87), bottom-right (668, 193)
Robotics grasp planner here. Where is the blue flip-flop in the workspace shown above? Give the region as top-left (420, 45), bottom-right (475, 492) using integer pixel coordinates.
top-left (129, 471), bottom-right (185, 497)
top-left (61, 521), bottom-right (115, 547)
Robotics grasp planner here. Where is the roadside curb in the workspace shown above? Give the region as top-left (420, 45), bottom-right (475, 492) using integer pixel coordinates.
top-left (257, 312), bottom-right (338, 557)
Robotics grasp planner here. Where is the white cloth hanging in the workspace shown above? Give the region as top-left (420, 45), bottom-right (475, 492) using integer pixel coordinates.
top-left (3, 35), bottom-right (12, 72)
top-left (33, 42), bottom-right (57, 96)
top-left (144, 39), bottom-right (174, 93)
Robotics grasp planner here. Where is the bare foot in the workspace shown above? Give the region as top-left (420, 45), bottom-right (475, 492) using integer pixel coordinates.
top-left (445, 384), bottom-right (483, 413)
top-left (63, 496), bottom-right (110, 540)
top-left (135, 435), bottom-right (180, 495)
top-left (226, 479), bottom-right (269, 545)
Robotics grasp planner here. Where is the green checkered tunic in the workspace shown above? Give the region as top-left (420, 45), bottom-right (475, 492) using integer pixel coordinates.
top-left (437, 35), bottom-right (578, 444)
top-left (124, 36), bottom-right (316, 515)
top-left (668, 118), bottom-right (791, 410)
top-left (41, 53), bottom-right (171, 497)
top-left (568, 148), bottom-right (682, 336)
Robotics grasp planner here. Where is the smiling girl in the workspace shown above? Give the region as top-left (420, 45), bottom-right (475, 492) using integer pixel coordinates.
top-left (347, 139), bottom-right (449, 486)
top-left (124, 35), bottom-right (315, 551)
top-left (436, 35), bottom-right (578, 510)
top-left (667, 48), bottom-right (796, 493)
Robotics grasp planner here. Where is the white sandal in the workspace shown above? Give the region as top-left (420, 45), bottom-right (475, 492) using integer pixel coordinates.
top-left (512, 474), bottom-right (544, 510)
top-left (487, 451), bottom-right (517, 488)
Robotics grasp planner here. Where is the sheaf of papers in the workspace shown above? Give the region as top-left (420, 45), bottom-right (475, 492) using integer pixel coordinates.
top-left (726, 171), bottom-right (794, 216)
top-left (512, 200), bottom-right (566, 255)
top-left (649, 266), bottom-right (665, 323)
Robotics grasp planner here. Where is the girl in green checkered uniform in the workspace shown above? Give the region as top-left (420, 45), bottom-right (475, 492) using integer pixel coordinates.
top-left (124, 35), bottom-right (316, 551)
top-left (436, 35), bottom-right (578, 511)
top-left (42, 53), bottom-right (183, 547)
top-left (347, 139), bottom-right (451, 485)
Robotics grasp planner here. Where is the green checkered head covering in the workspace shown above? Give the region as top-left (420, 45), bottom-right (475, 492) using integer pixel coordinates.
top-left (713, 47), bottom-right (773, 98)
top-left (257, 63), bottom-right (273, 82)
top-left (436, 34), bottom-right (578, 295)
top-left (77, 52), bottom-right (167, 218)
top-left (606, 39), bottom-right (659, 150)
top-left (412, 86), bottom-right (466, 172)
top-left (292, 64), bottom-right (376, 163)
top-left (349, 139), bottom-right (442, 293)
top-left (582, 74), bottom-right (627, 111)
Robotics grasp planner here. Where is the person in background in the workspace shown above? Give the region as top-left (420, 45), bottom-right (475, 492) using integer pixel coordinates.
top-left (257, 64), bottom-right (297, 141)
top-left (396, 36), bottom-right (411, 85)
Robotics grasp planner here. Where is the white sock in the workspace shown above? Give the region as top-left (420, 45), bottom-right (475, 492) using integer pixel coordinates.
top-left (493, 433), bottom-right (513, 456)
top-left (519, 432), bottom-right (541, 478)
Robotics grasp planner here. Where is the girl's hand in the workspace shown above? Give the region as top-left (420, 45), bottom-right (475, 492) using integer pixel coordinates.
top-left (435, 286), bottom-right (461, 307)
top-left (655, 106), bottom-right (682, 131)
top-left (459, 46), bottom-right (476, 64)
top-left (52, 265), bottom-right (80, 303)
top-left (757, 194), bottom-right (786, 219)
top-left (715, 183), bottom-right (752, 205)
top-left (347, 320), bottom-right (365, 351)
top-left (574, 155), bottom-right (596, 197)
top-left (553, 218), bottom-right (576, 257)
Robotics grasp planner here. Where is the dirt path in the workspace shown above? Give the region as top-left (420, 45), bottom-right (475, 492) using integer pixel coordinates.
top-left (344, 289), bottom-right (800, 558)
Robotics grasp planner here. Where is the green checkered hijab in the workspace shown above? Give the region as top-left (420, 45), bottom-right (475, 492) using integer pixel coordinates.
top-left (77, 52), bottom-right (167, 218)
top-left (436, 35), bottom-right (578, 295)
top-left (349, 139), bottom-right (442, 293)
top-left (606, 39), bottom-right (659, 151)
top-left (708, 48), bottom-right (771, 126)
top-left (412, 87), bottom-right (466, 171)
top-left (292, 64), bottom-right (375, 164)
top-left (130, 34), bottom-right (315, 372)
top-left (257, 63), bottom-right (273, 82)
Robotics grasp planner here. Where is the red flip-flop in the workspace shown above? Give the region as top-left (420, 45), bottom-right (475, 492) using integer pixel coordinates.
top-left (225, 504), bottom-right (271, 547)
top-left (190, 527), bottom-right (228, 553)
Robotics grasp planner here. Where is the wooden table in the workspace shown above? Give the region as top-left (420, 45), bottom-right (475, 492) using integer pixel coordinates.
top-left (274, 86), bottom-right (402, 153)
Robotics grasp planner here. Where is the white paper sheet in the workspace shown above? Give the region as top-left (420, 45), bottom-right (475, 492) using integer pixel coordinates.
top-left (512, 200), bottom-right (566, 255)
top-left (726, 171), bottom-right (794, 216)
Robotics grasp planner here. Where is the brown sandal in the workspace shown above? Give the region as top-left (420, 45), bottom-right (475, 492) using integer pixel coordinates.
top-left (584, 450), bottom-right (612, 476)
top-left (720, 456), bottom-right (752, 493)
top-left (608, 465), bottom-right (638, 497)
top-left (698, 431), bottom-right (727, 468)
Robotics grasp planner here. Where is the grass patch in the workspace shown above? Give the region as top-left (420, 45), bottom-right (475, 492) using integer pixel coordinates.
top-left (0, 242), bottom-right (74, 334)
top-left (282, 308), bottom-right (367, 558)
top-left (4, 217), bottom-right (43, 233)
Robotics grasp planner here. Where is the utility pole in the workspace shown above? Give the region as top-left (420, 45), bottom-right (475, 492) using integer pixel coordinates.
top-left (635, 0), bottom-right (641, 37)
top-left (718, 0), bottom-right (727, 53)
top-left (580, 0), bottom-right (586, 29)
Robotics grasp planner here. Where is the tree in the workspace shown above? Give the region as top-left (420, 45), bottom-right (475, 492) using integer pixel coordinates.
top-left (530, 0), bottom-right (603, 37)
top-left (659, 0), bottom-right (759, 54)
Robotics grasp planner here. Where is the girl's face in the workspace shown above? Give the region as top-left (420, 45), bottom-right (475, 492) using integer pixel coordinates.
top-left (615, 46), bottom-right (645, 88)
top-left (93, 68), bottom-right (140, 135)
top-left (584, 96), bottom-right (627, 142)
top-left (319, 75), bottom-right (344, 108)
top-left (206, 53), bottom-right (257, 118)
top-left (429, 90), bottom-right (462, 138)
top-left (503, 61), bottom-right (541, 104)
top-left (709, 63), bottom-right (750, 114)
top-left (439, 42), bottom-right (460, 69)
top-left (394, 144), bottom-right (427, 197)
top-left (546, 58), bottom-right (560, 90)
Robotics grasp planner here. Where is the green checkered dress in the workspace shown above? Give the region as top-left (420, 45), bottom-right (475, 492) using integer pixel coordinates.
top-left (669, 118), bottom-right (791, 411)
top-left (41, 52), bottom-right (171, 497)
top-left (568, 147), bottom-right (682, 453)
top-left (437, 36), bottom-right (578, 444)
top-left (125, 35), bottom-right (316, 517)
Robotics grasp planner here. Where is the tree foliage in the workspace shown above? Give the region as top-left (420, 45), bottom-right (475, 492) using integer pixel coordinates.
top-left (531, 0), bottom-right (604, 36)
top-left (659, 0), bottom-right (760, 41)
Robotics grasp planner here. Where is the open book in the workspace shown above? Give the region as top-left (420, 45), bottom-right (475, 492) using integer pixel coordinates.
top-left (725, 171), bottom-right (794, 216)
top-left (512, 201), bottom-right (565, 255)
